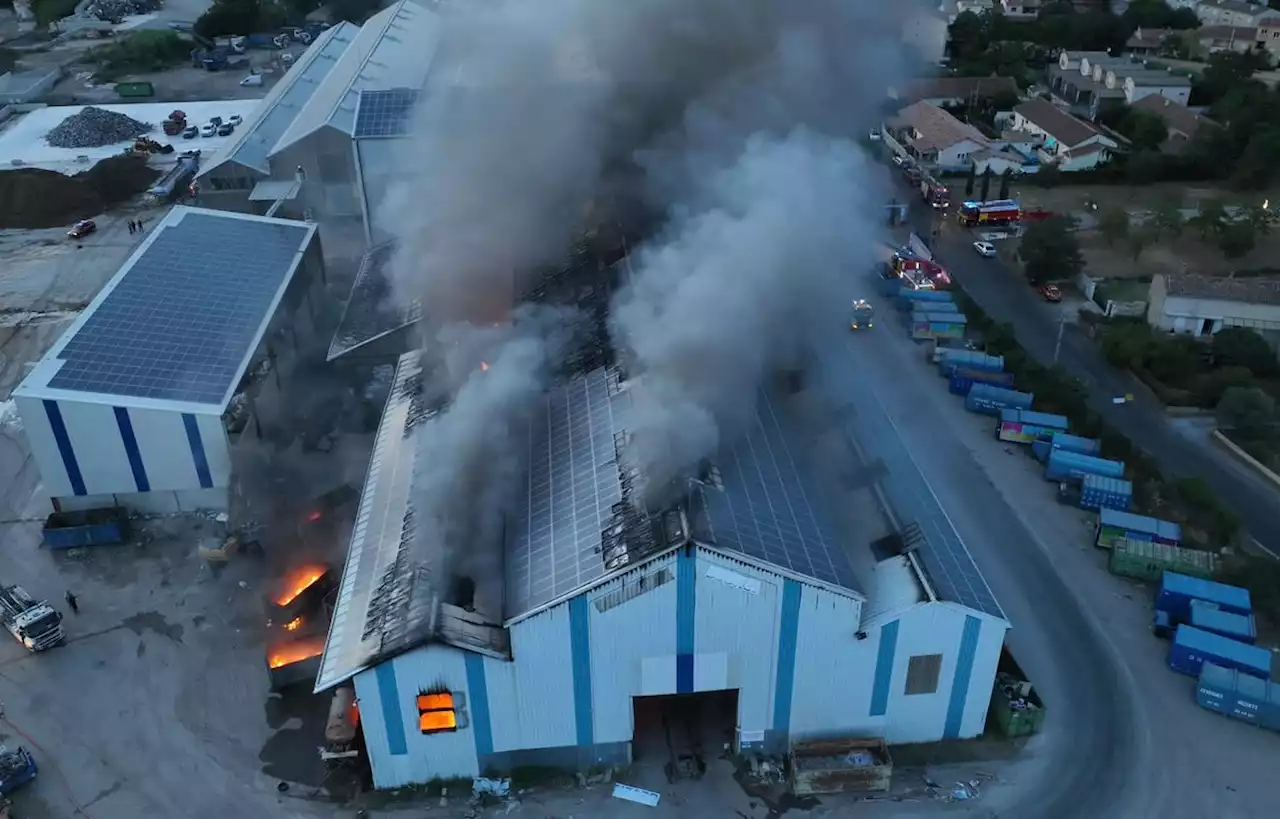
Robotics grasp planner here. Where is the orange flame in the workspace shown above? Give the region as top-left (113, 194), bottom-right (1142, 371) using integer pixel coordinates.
top-left (284, 617), bottom-right (303, 632)
top-left (480, 361), bottom-right (490, 372)
top-left (306, 510), bottom-right (323, 522)
top-left (275, 566), bottom-right (327, 607)
top-left (269, 635), bottom-right (325, 669)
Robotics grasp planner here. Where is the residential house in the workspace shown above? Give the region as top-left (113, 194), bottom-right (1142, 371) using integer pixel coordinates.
top-left (1131, 94), bottom-right (1222, 153)
top-left (1194, 24), bottom-right (1263, 55)
top-left (1127, 28), bottom-right (1176, 56)
top-left (952, 0), bottom-right (995, 18)
top-left (998, 0), bottom-right (1042, 16)
top-left (888, 76), bottom-right (1019, 107)
top-left (1148, 273), bottom-right (1280, 344)
top-left (902, 9), bottom-right (949, 65)
top-left (1260, 19), bottom-right (1280, 58)
top-left (883, 101), bottom-right (991, 170)
top-left (1010, 98), bottom-right (1118, 170)
top-left (1050, 50), bottom-right (1132, 118)
top-left (1196, 0), bottom-right (1280, 28)
top-left (1113, 68), bottom-right (1193, 105)
top-left (970, 136), bottom-right (1042, 175)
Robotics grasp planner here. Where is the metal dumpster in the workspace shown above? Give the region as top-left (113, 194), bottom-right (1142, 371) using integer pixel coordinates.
top-left (42, 508), bottom-right (129, 549)
top-left (789, 738), bottom-right (892, 796)
top-left (990, 672), bottom-right (1045, 737)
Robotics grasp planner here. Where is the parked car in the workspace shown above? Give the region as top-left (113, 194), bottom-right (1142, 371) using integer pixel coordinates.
top-left (217, 124), bottom-right (234, 137)
top-left (182, 125), bottom-right (198, 139)
top-left (1039, 283), bottom-right (1063, 302)
top-left (67, 220), bottom-right (96, 239)
top-left (892, 154), bottom-right (907, 167)
top-left (200, 123), bottom-right (216, 138)
top-left (228, 114), bottom-right (243, 127)
top-left (973, 241), bottom-right (997, 258)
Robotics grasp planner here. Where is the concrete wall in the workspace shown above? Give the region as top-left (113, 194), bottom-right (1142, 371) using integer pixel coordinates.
top-left (15, 395), bottom-right (230, 513)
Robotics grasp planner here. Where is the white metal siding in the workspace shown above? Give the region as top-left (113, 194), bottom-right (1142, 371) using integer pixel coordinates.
top-left (485, 603), bottom-right (577, 753)
top-left (957, 611), bottom-right (1006, 738)
top-left (790, 584), bottom-right (877, 738)
top-left (57, 400), bottom-right (136, 494)
top-left (882, 604), bottom-right (964, 742)
top-left (586, 555), bottom-right (678, 744)
top-left (356, 645), bottom-right (479, 788)
top-left (695, 552), bottom-right (783, 736)
top-left (14, 395), bottom-right (71, 498)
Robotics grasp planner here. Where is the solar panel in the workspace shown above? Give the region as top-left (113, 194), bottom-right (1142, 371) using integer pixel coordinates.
top-left (47, 212), bottom-right (310, 406)
top-left (505, 368), bottom-right (635, 617)
top-left (702, 390), bottom-right (862, 593)
top-left (353, 88), bottom-right (419, 139)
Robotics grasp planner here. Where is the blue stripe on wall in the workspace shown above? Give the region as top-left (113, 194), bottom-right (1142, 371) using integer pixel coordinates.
top-left (568, 595), bottom-right (594, 747)
top-left (772, 579), bottom-right (802, 734)
top-left (870, 619), bottom-right (900, 717)
top-left (181, 413), bottom-right (214, 489)
top-left (676, 548), bottom-right (696, 693)
top-left (374, 663), bottom-right (408, 756)
top-left (464, 652), bottom-right (494, 759)
top-left (113, 407), bottom-right (150, 492)
top-left (944, 616), bottom-right (983, 739)
top-left (43, 400), bottom-right (85, 496)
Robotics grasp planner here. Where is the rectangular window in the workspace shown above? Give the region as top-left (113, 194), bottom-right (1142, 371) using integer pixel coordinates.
top-left (417, 691), bottom-right (458, 734)
top-left (904, 654), bottom-right (943, 695)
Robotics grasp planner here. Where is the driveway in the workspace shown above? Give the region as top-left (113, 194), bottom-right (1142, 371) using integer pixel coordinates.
top-left (903, 197), bottom-right (1280, 557)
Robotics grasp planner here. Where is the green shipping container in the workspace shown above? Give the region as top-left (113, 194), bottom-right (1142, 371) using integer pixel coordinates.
top-left (991, 673), bottom-right (1045, 737)
top-left (115, 81), bottom-right (155, 98)
top-left (1108, 538), bottom-right (1216, 583)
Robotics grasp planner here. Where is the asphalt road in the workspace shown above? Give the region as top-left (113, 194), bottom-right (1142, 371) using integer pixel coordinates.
top-left (904, 199), bottom-right (1280, 555)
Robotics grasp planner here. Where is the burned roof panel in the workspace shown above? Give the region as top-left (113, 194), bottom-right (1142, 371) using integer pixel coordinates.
top-left (328, 243), bottom-right (422, 361)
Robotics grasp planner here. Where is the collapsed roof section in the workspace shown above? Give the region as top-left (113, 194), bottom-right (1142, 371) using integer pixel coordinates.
top-left (328, 243), bottom-right (422, 361)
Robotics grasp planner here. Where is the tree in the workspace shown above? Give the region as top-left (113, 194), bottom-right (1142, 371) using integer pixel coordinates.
top-left (965, 164), bottom-right (977, 197)
top-left (1122, 0), bottom-right (1201, 30)
top-left (1148, 335), bottom-right (1204, 384)
top-left (1212, 327), bottom-right (1279, 377)
top-left (1217, 386), bottom-right (1276, 436)
top-left (1246, 204), bottom-right (1276, 236)
top-left (1148, 199), bottom-right (1185, 241)
top-left (998, 168), bottom-right (1012, 199)
top-left (1230, 128), bottom-right (1280, 191)
top-left (979, 167), bottom-right (992, 202)
top-left (195, 0), bottom-right (285, 39)
top-left (1197, 52), bottom-right (1264, 107)
top-left (1098, 207), bottom-right (1130, 246)
top-left (1100, 322), bottom-right (1154, 370)
top-left (1119, 109), bottom-right (1169, 151)
top-left (1190, 198), bottom-right (1228, 240)
top-left (1219, 219), bottom-right (1257, 260)
top-left (1035, 162), bottom-right (1063, 188)
top-left (1018, 216), bottom-right (1084, 284)
top-left (1127, 226), bottom-right (1156, 261)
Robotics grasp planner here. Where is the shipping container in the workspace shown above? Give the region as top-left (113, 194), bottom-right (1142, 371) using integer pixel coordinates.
top-left (900, 288), bottom-right (953, 304)
top-left (1033, 433), bottom-right (1102, 462)
top-left (997, 409), bottom-right (1069, 444)
top-left (1109, 539), bottom-right (1216, 584)
top-left (966, 383), bottom-right (1033, 415)
top-left (910, 311), bottom-right (967, 340)
top-left (1078, 475), bottom-right (1132, 511)
top-left (1167, 625), bottom-right (1271, 679)
top-left (936, 350), bottom-right (1003, 375)
top-left (948, 368), bottom-right (1015, 396)
top-left (1189, 599), bottom-right (1257, 644)
top-left (899, 297), bottom-right (960, 314)
top-left (1153, 608), bottom-right (1174, 639)
top-left (1196, 662), bottom-right (1280, 732)
top-left (1157, 571), bottom-right (1251, 620)
top-left (790, 739), bottom-right (892, 795)
top-left (1045, 450), bottom-right (1125, 483)
top-left (1095, 508), bottom-right (1179, 550)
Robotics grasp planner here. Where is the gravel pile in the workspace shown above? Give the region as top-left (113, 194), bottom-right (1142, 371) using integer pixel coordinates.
top-left (46, 107), bottom-right (151, 149)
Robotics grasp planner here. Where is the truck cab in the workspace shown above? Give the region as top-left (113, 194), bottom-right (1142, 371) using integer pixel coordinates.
top-left (851, 299), bottom-right (875, 330)
top-left (0, 586), bottom-right (64, 651)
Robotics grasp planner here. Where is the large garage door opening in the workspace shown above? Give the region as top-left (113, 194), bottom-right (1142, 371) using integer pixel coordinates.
top-left (632, 690), bottom-right (738, 784)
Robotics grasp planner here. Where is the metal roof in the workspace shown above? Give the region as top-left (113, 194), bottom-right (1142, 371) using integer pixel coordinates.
top-left (327, 242), bottom-right (422, 361)
top-left (271, 1), bottom-right (440, 154)
top-left (697, 389), bottom-right (863, 594)
top-left (199, 22), bottom-right (358, 177)
top-left (15, 207), bottom-right (315, 412)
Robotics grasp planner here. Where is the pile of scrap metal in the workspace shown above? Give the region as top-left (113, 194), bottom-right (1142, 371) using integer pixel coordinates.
top-left (0, 746), bottom-right (36, 801)
top-left (265, 564), bottom-right (335, 691)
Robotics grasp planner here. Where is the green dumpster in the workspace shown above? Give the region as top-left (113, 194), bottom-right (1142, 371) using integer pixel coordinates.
top-left (991, 673), bottom-right (1045, 738)
top-left (1108, 538), bottom-right (1216, 584)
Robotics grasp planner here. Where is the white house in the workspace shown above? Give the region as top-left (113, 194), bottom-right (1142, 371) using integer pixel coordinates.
top-left (1010, 99), bottom-right (1118, 171)
top-left (1196, 0), bottom-right (1280, 28)
top-left (1148, 274), bottom-right (1280, 344)
top-left (883, 101), bottom-right (992, 171)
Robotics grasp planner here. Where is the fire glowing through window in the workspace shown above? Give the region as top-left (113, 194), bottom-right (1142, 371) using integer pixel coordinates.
top-left (275, 566), bottom-right (327, 607)
top-left (417, 691), bottom-right (458, 734)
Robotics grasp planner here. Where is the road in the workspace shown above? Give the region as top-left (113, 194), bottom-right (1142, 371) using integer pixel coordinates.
top-left (904, 198), bottom-right (1280, 556)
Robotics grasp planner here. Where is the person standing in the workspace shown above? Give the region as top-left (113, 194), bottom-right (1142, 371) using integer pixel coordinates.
top-left (128, 220), bottom-right (135, 235)
top-left (64, 590), bottom-right (78, 614)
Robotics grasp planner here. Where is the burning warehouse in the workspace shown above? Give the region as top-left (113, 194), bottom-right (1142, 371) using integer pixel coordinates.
top-left (311, 349), bottom-right (1009, 788)
top-left (266, 565), bottom-right (335, 691)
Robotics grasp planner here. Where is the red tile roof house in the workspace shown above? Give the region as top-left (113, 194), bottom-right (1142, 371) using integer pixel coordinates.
top-left (1010, 99), bottom-right (1119, 171)
top-left (1129, 95), bottom-right (1222, 154)
top-left (883, 101), bottom-right (993, 171)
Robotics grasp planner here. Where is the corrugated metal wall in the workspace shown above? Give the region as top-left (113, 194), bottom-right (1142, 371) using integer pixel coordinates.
top-left (484, 601), bottom-right (577, 752)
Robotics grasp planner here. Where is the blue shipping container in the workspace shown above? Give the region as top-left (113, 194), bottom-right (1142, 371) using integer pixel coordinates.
top-left (937, 350), bottom-right (1003, 376)
top-left (1189, 599), bottom-right (1257, 644)
top-left (1032, 433), bottom-right (1102, 462)
top-left (1079, 475), bottom-right (1133, 511)
top-left (948, 368), bottom-right (1015, 396)
top-left (1099, 508), bottom-right (1181, 544)
top-left (966, 383), bottom-right (1033, 415)
top-left (900, 298), bottom-right (960, 314)
top-left (1044, 449), bottom-right (1125, 482)
top-left (1168, 625), bottom-right (1271, 679)
top-left (901, 288), bottom-right (953, 303)
top-left (997, 409), bottom-right (1070, 445)
top-left (1196, 662), bottom-right (1280, 730)
top-left (911, 312), bottom-right (967, 340)
top-left (1157, 571), bottom-right (1252, 621)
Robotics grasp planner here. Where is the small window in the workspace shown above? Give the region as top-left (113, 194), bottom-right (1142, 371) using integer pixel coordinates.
top-left (417, 691), bottom-right (458, 734)
top-left (904, 654), bottom-right (943, 695)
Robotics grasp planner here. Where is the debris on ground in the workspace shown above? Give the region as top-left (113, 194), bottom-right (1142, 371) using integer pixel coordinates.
top-left (472, 778), bottom-right (511, 799)
top-left (612, 783), bottom-right (661, 806)
top-left (0, 154), bottom-right (158, 229)
top-left (46, 106), bottom-right (151, 149)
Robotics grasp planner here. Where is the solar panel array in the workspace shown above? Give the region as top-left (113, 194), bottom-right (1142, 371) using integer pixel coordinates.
top-left (48, 213), bottom-right (311, 406)
top-left (702, 390), bottom-right (862, 593)
top-left (353, 88), bottom-right (419, 139)
top-left (825, 355), bottom-right (1005, 619)
top-left (505, 368), bottom-right (632, 618)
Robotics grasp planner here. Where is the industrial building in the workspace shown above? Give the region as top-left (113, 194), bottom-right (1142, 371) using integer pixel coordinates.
top-left (315, 343), bottom-right (1009, 785)
top-left (195, 0), bottom-right (441, 222)
top-left (14, 206), bottom-right (324, 513)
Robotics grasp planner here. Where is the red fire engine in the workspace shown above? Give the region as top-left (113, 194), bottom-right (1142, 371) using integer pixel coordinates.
top-left (920, 175), bottom-right (951, 210)
top-left (891, 252), bottom-right (952, 289)
top-left (958, 199), bottom-right (1021, 227)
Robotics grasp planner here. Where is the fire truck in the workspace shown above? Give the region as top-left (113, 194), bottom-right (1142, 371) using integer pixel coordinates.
top-left (920, 175), bottom-right (951, 210)
top-left (891, 252), bottom-right (952, 289)
top-left (958, 199), bottom-right (1021, 227)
